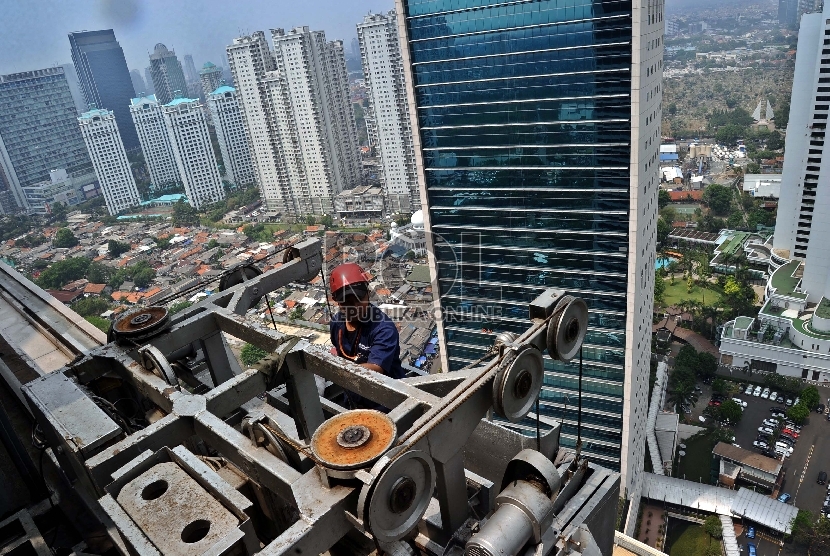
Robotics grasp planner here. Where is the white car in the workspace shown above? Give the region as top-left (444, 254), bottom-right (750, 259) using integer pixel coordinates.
top-left (761, 388), bottom-right (771, 399)
top-left (699, 415), bottom-right (707, 423)
top-left (775, 443), bottom-right (794, 455)
top-left (753, 440), bottom-right (769, 449)
top-left (753, 386), bottom-right (763, 397)
top-left (775, 448), bottom-right (792, 458)
top-left (732, 398), bottom-right (748, 408)
top-left (762, 419), bottom-right (779, 427)
top-left (745, 384), bottom-right (754, 395)
top-left (770, 391), bottom-right (779, 401)
top-left (758, 426), bottom-right (775, 434)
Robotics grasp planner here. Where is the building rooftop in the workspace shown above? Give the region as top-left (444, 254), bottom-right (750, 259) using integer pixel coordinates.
top-left (165, 97), bottom-right (198, 107)
top-left (130, 94), bottom-right (158, 105)
top-left (713, 442), bottom-right (782, 475)
top-left (770, 260), bottom-right (805, 299)
top-left (78, 107), bottom-right (112, 120)
top-left (210, 85), bottom-right (235, 95)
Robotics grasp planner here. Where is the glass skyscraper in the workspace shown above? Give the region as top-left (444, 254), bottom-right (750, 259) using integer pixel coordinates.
top-left (68, 29), bottom-right (139, 150)
top-left (397, 0), bottom-right (663, 497)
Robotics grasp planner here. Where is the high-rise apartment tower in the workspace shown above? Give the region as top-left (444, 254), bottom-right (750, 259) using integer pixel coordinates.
top-left (78, 107), bottom-right (141, 215)
top-left (227, 28), bottom-right (362, 216)
top-left (130, 70), bottom-right (147, 96)
top-left (149, 44), bottom-right (189, 105)
top-left (130, 94), bottom-right (181, 192)
top-left (199, 62), bottom-right (224, 98)
top-left (357, 11), bottom-right (419, 213)
top-left (183, 54), bottom-right (199, 83)
top-left (396, 0), bottom-right (663, 498)
top-left (0, 67), bottom-right (93, 213)
top-left (161, 97), bottom-right (225, 209)
top-left (68, 30), bottom-right (139, 150)
top-left (206, 86), bottom-right (256, 188)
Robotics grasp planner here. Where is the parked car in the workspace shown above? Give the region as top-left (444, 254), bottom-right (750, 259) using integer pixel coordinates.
top-left (761, 388), bottom-right (771, 399)
top-left (753, 386), bottom-right (762, 396)
top-left (786, 397), bottom-right (794, 406)
top-left (769, 391), bottom-right (779, 401)
top-left (794, 397), bottom-right (800, 406)
top-left (745, 384), bottom-right (754, 395)
top-left (776, 396), bottom-right (785, 404)
top-left (778, 436), bottom-right (796, 446)
top-left (746, 526), bottom-right (755, 539)
top-left (747, 542), bottom-right (757, 556)
top-left (778, 493), bottom-right (792, 503)
top-left (699, 415), bottom-right (707, 423)
top-left (758, 426), bottom-right (775, 434)
top-left (709, 400), bottom-right (722, 406)
top-left (775, 442), bottom-right (794, 454)
top-left (732, 397), bottom-right (748, 408)
top-left (818, 404), bottom-right (826, 414)
top-left (819, 471), bottom-right (827, 485)
top-left (762, 418), bottom-right (779, 427)
top-left (753, 441), bottom-right (769, 449)
top-left (782, 429), bottom-right (799, 438)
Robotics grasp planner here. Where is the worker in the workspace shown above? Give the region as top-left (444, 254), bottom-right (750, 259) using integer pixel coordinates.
top-left (329, 263), bottom-right (405, 408)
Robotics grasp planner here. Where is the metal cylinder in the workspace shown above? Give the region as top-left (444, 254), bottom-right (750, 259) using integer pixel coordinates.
top-left (464, 502), bottom-right (534, 556)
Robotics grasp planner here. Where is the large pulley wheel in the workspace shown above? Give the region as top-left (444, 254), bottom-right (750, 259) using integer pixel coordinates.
top-left (546, 296), bottom-right (588, 362)
top-left (358, 450), bottom-right (435, 544)
top-left (219, 263), bottom-right (263, 309)
top-left (492, 345), bottom-right (544, 422)
top-left (110, 307), bottom-right (170, 346)
top-left (310, 410), bottom-right (397, 473)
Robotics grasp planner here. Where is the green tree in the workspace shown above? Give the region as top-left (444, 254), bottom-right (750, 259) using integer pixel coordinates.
top-left (657, 217), bottom-right (670, 245)
top-left (206, 238), bottom-right (219, 250)
top-left (35, 257), bottom-right (91, 289)
top-left (702, 184), bottom-right (733, 216)
top-left (787, 403), bottom-right (810, 425)
top-left (240, 343), bottom-right (269, 366)
top-left (654, 271), bottom-right (666, 304)
top-left (50, 202), bottom-right (68, 223)
top-left (85, 315), bottom-right (111, 332)
top-left (704, 514), bottom-right (723, 541)
top-left (697, 352), bottom-right (718, 379)
top-left (800, 385), bottom-right (821, 411)
top-left (53, 227), bottom-right (79, 248)
top-left (132, 266), bottom-right (156, 288)
top-left (87, 262), bottom-right (112, 284)
top-left (790, 511), bottom-right (830, 553)
top-left (712, 378), bottom-right (727, 394)
top-left (320, 214), bottom-right (334, 227)
top-left (108, 239), bottom-right (131, 257)
top-left (719, 399), bottom-right (743, 425)
top-left (745, 162), bottom-right (761, 174)
top-left (306, 215), bottom-right (316, 226)
top-left (71, 296), bottom-right (111, 318)
top-left (658, 189), bottom-right (671, 209)
top-left (168, 301), bottom-right (194, 315)
top-left (172, 200), bottom-right (199, 227)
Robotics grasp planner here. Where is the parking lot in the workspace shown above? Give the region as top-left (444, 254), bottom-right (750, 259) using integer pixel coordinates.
top-left (688, 382), bottom-right (830, 519)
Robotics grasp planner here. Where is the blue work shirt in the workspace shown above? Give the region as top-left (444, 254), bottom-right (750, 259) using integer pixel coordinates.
top-left (329, 304), bottom-right (405, 380)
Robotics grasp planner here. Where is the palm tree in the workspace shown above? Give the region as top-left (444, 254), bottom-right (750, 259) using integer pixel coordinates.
top-left (667, 385), bottom-right (696, 413)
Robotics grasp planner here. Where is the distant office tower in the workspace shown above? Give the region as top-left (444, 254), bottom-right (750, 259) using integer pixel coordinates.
top-left (357, 11), bottom-right (419, 212)
top-left (798, 0), bottom-right (824, 25)
top-left (227, 28), bottom-right (362, 216)
top-left (130, 69), bottom-right (147, 95)
top-left (68, 30), bottom-right (139, 150)
top-left (780, 0), bottom-right (799, 27)
top-left (206, 86), bottom-right (255, 188)
top-left (397, 0), bottom-right (661, 498)
top-left (161, 97), bottom-right (225, 209)
top-left (60, 63), bottom-right (87, 114)
top-left (130, 94), bottom-right (180, 192)
top-left (0, 67), bottom-right (93, 213)
top-left (350, 37), bottom-right (360, 60)
top-left (144, 67), bottom-right (155, 95)
top-left (149, 44), bottom-right (189, 104)
top-left (78, 107), bottom-right (141, 215)
top-left (199, 62), bottom-right (223, 98)
top-left (183, 54), bottom-right (198, 83)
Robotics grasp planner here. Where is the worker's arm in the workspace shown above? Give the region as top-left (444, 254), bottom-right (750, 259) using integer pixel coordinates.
top-left (366, 320), bottom-right (400, 375)
top-left (361, 363), bottom-right (384, 373)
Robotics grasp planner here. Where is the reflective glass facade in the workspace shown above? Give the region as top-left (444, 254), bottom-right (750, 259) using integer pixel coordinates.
top-left (400, 0), bottom-right (636, 469)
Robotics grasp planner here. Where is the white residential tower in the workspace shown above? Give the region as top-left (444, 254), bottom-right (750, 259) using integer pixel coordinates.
top-left (78, 107), bottom-right (141, 215)
top-left (206, 86), bottom-right (256, 188)
top-left (161, 97), bottom-right (225, 209)
top-left (130, 94), bottom-right (180, 192)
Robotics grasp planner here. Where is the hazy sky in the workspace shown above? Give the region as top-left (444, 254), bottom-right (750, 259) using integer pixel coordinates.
top-left (0, 0), bottom-right (395, 75)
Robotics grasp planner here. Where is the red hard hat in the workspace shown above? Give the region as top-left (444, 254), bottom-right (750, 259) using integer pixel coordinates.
top-left (329, 263), bottom-right (368, 294)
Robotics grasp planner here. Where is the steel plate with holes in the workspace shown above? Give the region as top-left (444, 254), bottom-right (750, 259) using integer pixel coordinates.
top-left (116, 462), bottom-right (238, 556)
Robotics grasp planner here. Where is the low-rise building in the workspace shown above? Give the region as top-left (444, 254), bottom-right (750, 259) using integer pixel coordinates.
top-left (335, 185), bottom-right (384, 221)
top-left (712, 442), bottom-right (783, 491)
top-left (22, 169), bottom-right (89, 215)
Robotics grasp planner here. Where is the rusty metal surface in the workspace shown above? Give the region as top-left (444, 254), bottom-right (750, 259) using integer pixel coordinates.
top-left (310, 410), bottom-right (396, 470)
top-left (116, 462), bottom-right (238, 556)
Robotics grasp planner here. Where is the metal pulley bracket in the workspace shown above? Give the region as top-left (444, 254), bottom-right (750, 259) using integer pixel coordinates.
top-left (358, 449), bottom-right (435, 544)
top-left (110, 306), bottom-right (171, 346)
top-left (138, 345), bottom-right (178, 386)
top-left (546, 296), bottom-right (588, 362)
top-left (219, 263), bottom-right (264, 309)
top-left (492, 345), bottom-right (544, 422)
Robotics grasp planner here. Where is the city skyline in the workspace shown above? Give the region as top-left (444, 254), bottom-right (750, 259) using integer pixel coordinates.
top-left (0, 0), bottom-right (395, 76)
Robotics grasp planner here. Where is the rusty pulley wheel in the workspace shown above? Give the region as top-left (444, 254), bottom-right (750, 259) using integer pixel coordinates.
top-left (218, 263), bottom-right (263, 309)
top-left (310, 410), bottom-right (396, 472)
top-left (110, 306), bottom-right (170, 346)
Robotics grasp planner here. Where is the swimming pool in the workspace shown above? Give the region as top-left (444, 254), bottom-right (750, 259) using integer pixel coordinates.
top-left (655, 257), bottom-right (677, 270)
